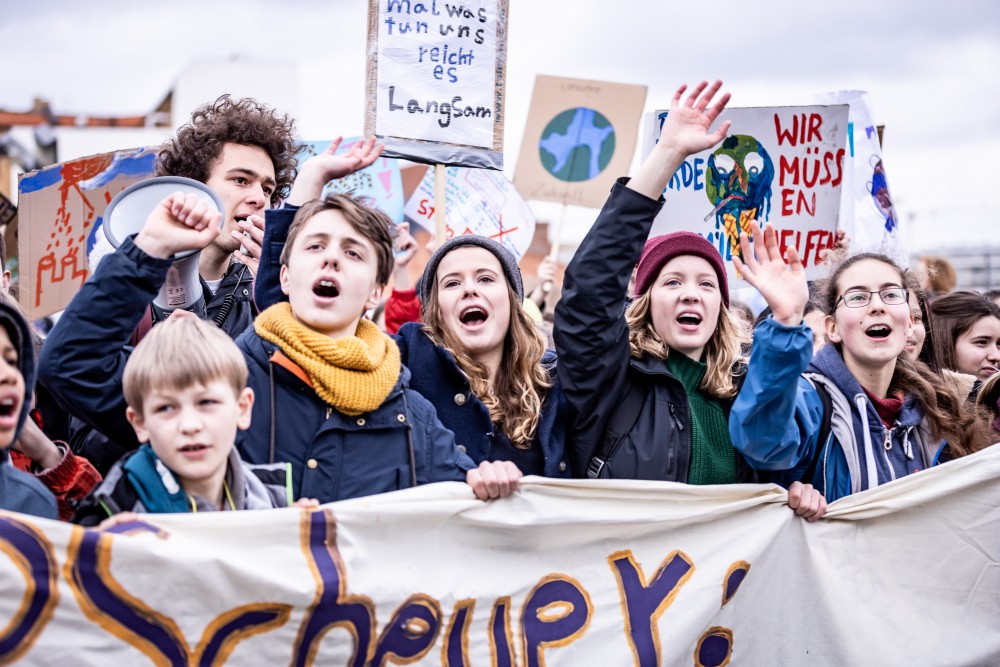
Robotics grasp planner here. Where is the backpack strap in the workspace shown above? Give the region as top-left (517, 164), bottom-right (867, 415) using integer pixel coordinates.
top-left (587, 380), bottom-right (646, 479)
top-left (802, 375), bottom-right (834, 491)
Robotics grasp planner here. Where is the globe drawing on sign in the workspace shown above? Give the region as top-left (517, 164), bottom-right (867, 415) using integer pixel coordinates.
top-left (538, 107), bottom-right (616, 182)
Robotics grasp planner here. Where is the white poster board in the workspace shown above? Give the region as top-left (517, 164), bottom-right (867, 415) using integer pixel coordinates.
top-left (642, 105), bottom-right (849, 282)
top-left (404, 165), bottom-right (535, 259)
top-left (365, 0), bottom-right (508, 169)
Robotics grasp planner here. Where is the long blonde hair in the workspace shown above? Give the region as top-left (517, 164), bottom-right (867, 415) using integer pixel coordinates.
top-left (625, 291), bottom-right (745, 399)
top-left (423, 281), bottom-right (552, 448)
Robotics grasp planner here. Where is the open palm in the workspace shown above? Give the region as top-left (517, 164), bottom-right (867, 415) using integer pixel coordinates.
top-left (658, 81), bottom-right (732, 157)
top-left (733, 223), bottom-right (809, 326)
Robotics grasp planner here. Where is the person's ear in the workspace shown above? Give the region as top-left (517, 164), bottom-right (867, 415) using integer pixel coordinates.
top-left (279, 264), bottom-right (290, 296)
top-left (366, 284), bottom-right (384, 312)
top-left (126, 407), bottom-right (149, 443)
top-left (824, 313), bottom-right (842, 345)
top-left (236, 388), bottom-right (254, 430)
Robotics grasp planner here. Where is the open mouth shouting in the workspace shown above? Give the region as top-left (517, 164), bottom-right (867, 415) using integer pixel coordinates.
top-left (0, 394), bottom-right (19, 429)
top-left (459, 305), bottom-right (489, 330)
top-left (864, 323), bottom-right (892, 341)
top-left (676, 311), bottom-right (703, 332)
top-left (313, 277), bottom-right (341, 302)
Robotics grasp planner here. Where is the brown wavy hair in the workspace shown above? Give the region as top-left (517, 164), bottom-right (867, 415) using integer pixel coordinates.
top-left (625, 291), bottom-right (746, 399)
top-left (422, 280), bottom-right (551, 448)
top-left (822, 253), bottom-right (994, 458)
top-left (928, 291), bottom-right (1000, 375)
top-left (156, 95), bottom-right (300, 204)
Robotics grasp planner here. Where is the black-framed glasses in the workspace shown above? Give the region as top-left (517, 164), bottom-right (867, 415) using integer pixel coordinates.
top-left (835, 287), bottom-right (909, 309)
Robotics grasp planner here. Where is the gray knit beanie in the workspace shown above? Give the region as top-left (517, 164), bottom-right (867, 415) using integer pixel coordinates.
top-left (418, 235), bottom-right (524, 307)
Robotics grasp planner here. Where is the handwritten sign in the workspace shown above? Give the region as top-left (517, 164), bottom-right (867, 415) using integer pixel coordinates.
top-left (17, 148), bottom-right (157, 319)
top-left (404, 165), bottom-right (534, 259)
top-left (514, 75), bottom-right (647, 209)
top-left (364, 0), bottom-right (508, 169)
top-left (642, 105), bottom-right (849, 282)
top-left (300, 138), bottom-right (406, 222)
top-left (3, 446), bottom-right (1000, 664)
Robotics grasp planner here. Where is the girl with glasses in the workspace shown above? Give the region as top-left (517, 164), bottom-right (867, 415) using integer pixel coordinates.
top-left (729, 240), bottom-right (995, 501)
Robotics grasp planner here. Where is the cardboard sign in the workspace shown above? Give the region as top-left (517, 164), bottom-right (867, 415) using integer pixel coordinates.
top-left (514, 75), bottom-right (647, 209)
top-left (299, 138), bottom-right (406, 222)
top-left (364, 0), bottom-right (508, 169)
top-left (17, 147), bottom-right (157, 319)
top-left (642, 105), bottom-right (849, 282)
top-left (403, 165), bottom-right (534, 259)
top-left (4, 447), bottom-right (1000, 664)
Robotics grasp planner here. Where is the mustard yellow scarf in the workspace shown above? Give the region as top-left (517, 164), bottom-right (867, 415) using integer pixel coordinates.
top-left (255, 303), bottom-right (401, 415)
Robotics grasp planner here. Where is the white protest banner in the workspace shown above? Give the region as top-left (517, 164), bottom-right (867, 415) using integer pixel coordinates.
top-left (4, 446), bottom-right (1000, 665)
top-left (403, 164), bottom-right (535, 259)
top-left (642, 105), bottom-right (849, 283)
top-left (514, 75), bottom-right (647, 209)
top-left (365, 0), bottom-right (508, 169)
top-left (813, 91), bottom-right (907, 265)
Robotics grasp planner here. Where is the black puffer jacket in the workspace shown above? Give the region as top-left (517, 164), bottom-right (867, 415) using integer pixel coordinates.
top-left (554, 179), bottom-right (752, 482)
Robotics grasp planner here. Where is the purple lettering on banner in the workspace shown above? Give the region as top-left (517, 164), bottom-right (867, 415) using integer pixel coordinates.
top-left (372, 594), bottom-right (442, 664)
top-left (66, 520), bottom-right (290, 666)
top-left (520, 575), bottom-right (593, 667)
top-left (442, 599), bottom-right (475, 666)
top-left (0, 516), bottom-right (58, 663)
top-left (489, 596), bottom-right (516, 667)
top-left (608, 549), bottom-right (695, 667)
top-left (292, 510), bottom-right (375, 667)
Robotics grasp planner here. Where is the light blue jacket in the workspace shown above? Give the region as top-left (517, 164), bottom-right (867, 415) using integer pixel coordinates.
top-left (730, 318), bottom-right (939, 502)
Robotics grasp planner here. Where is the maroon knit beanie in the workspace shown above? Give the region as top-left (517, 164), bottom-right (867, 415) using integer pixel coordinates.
top-left (633, 232), bottom-right (730, 306)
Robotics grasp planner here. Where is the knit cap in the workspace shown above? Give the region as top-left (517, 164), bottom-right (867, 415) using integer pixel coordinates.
top-left (634, 232), bottom-right (730, 307)
top-left (418, 235), bottom-right (524, 306)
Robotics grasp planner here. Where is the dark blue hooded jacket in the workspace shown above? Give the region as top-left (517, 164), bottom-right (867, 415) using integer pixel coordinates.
top-left (0, 302), bottom-right (58, 518)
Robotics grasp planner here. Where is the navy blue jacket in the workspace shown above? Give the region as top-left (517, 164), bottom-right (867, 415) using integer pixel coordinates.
top-left (39, 238), bottom-right (474, 504)
top-left (258, 206), bottom-right (572, 478)
top-left (0, 301), bottom-right (58, 518)
top-left (394, 323), bottom-right (571, 477)
top-left (554, 180), bottom-right (752, 482)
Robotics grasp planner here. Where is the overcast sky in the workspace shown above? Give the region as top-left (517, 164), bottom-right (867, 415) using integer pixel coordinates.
top-left (2, 0), bottom-right (998, 252)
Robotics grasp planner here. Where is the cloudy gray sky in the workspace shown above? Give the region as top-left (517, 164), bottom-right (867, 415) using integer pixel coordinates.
top-left (2, 0), bottom-right (998, 251)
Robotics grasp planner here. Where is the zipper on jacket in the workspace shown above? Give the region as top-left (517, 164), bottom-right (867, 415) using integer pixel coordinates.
top-left (882, 427), bottom-right (892, 450)
top-left (880, 427), bottom-right (898, 481)
top-left (668, 402), bottom-right (684, 431)
top-left (326, 406), bottom-right (332, 419)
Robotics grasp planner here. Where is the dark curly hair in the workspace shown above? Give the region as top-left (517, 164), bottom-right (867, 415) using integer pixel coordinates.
top-left (156, 95), bottom-right (300, 204)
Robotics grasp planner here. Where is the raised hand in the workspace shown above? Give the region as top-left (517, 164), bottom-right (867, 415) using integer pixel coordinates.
top-left (134, 192), bottom-right (221, 259)
top-left (394, 222), bottom-right (418, 268)
top-left (288, 136), bottom-right (385, 205)
top-left (657, 80), bottom-right (733, 158)
top-left (628, 80), bottom-right (731, 200)
top-left (733, 222), bottom-right (809, 326)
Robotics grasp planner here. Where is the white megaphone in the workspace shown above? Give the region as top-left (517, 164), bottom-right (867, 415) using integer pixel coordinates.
top-left (102, 176), bottom-right (224, 321)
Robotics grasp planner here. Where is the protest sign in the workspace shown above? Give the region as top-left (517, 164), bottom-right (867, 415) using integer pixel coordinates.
top-left (404, 164), bottom-right (535, 259)
top-left (813, 91), bottom-right (907, 265)
top-left (300, 138), bottom-right (406, 222)
top-left (4, 446), bottom-right (1000, 664)
top-left (17, 147), bottom-right (157, 319)
top-left (642, 105), bottom-right (849, 282)
top-left (514, 75), bottom-right (647, 209)
top-left (364, 0), bottom-right (508, 169)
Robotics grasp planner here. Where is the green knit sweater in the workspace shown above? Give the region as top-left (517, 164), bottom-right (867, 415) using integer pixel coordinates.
top-left (666, 350), bottom-right (738, 485)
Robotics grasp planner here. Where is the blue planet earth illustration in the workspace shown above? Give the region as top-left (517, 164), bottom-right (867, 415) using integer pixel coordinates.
top-left (538, 107), bottom-right (615, 182)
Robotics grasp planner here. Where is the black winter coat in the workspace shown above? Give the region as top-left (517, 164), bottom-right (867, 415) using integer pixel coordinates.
top-left (554, 179), bottom-right (751, 482)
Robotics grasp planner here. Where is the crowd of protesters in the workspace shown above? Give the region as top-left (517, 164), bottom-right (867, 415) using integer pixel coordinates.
top-left (2, 81), bottom-right (997, 530)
